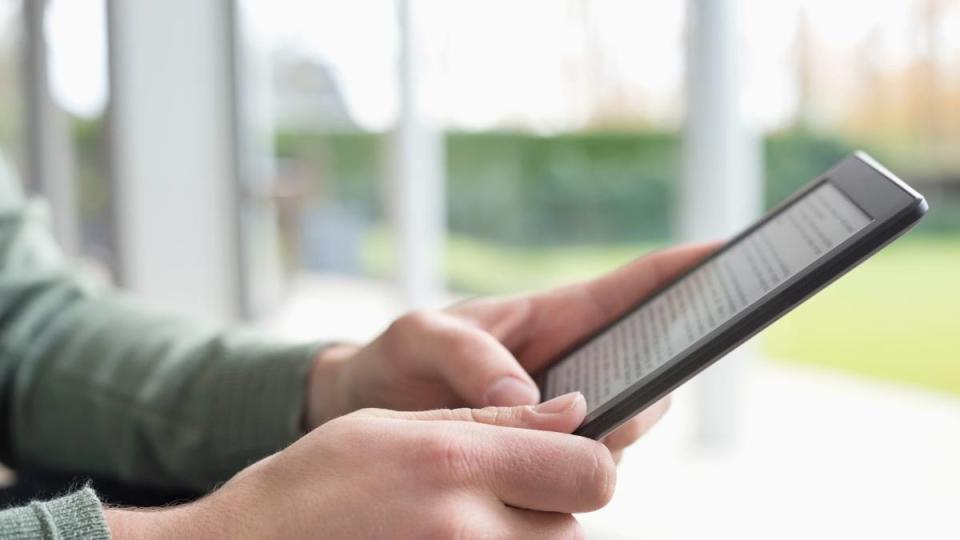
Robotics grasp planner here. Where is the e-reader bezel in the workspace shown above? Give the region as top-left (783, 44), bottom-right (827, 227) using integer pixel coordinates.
top-left (534, 151), bottom-right (928, 440)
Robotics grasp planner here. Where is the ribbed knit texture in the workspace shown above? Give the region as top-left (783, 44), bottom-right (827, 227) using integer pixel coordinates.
top-left (0, 487), bottom-right (109, 539)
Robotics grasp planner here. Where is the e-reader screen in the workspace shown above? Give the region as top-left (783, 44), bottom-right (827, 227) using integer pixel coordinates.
top-left (541, 181), bottom-right (873, 413)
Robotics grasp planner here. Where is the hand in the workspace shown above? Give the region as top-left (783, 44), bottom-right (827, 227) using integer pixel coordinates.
top-left (107, 393), bottom-right (611, 539)
top-left (306, 243), bottom-right (716, 458)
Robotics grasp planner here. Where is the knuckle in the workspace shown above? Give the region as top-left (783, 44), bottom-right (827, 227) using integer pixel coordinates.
top-left (469, 405), bottom-right (512, 426)
top-left (418, 431), bottom-right (476, 484)
top-left (318, 412), bottom-right (355, 438)
top-left (445, 406), bottom-right (480, 423)
top-left (443, 325), bottom-right (485, 356)
top-left (325, 411), bottom-right (378, 442)
top-left (314, 415), bottom-right (378, 464)
top-left (349, 407), bottom-right (387, 422)
top-left (387, 310), bottom-right (439, 340)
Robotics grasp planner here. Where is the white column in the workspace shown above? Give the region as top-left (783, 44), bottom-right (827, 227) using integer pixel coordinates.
top-left (229, 0), bottom-right (285, 318)
top-left (107, 0), bottom-right (241, 322)
top-left (22, 0), bottom-right (79, 254)
top-left (682, 0), bottom-right (762, 449)
top-left (390, 0), bottom-right (446, 309)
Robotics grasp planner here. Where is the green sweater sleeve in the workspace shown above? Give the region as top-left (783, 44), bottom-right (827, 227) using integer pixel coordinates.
top-left (0, 488), bottom-right (110, 540)
top-left (0, 172), bottom-right (324, 493)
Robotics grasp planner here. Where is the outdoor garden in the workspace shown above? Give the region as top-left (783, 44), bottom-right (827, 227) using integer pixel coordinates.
top-left (277, 129), bottom-right (960, 396)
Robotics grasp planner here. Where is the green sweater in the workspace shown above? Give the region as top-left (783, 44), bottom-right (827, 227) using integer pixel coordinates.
top-left (0, 164), bottom-right (323, 536)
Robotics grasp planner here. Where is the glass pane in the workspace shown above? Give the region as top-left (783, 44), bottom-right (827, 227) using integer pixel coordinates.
top-left (742, 0), bottom-right (960, 397)
top-left (0, 0), bottom-right (20, 485)
top-left (46, 0), bottom-right (115, 274)
top-left (246, 0), bottom-right (396, 280)
top-left (422, 0), bottom-right (687, 294)
top-left (0, 0), bottom-right (23, 181)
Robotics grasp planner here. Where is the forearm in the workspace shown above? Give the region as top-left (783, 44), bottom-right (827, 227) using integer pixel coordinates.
top-left (104, 503), bottom-right (208, 540)
top-left (102, 475), bottom-right (271, 540)
top-left (0, 196), bottom-right (326, 491)
top-left (2, 286), bottom-right (324, 491)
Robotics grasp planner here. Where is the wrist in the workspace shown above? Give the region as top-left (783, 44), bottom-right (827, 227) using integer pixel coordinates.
top-left (104, 508), bottom-right (152, 539)
top-left (105, 491), bottom-right (247, 540)
top-left (304, 343), bottom-right (359, 430)
top-left (103, 506), bottom-right (194, 540)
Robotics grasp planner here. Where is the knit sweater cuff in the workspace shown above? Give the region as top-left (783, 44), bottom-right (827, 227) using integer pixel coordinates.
top-left (200, 339), bottom-right (327, 482)
top-left (0, 487), bottom-right (110, 539)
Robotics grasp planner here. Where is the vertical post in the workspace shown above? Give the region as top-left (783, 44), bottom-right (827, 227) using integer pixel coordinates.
top-left (391, 0), bottom-right (446, 309)
top-left (21, 0), bottom-right (79, 254)
top-left (227, 0), bottom-right (284, 319)
top-left (682, 0), bottom-right (762, 449)
top-left (107, 0), bottom-right (242, 322)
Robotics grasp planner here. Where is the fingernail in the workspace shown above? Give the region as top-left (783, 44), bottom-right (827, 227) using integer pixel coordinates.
top-left (484, 377), bottom-right (540, 407)
top-left (533, 392), bottom-right (584, 415)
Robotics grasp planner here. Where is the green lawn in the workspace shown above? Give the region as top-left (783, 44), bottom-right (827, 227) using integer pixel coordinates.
top-left (445, 236), bottom-right (659, 294)
top-left (363, 232), bottom-right (960, 396)
top-left (761, 234), bottom-right (960, 396)
top-left (362, 229), bottom-right (658, 294)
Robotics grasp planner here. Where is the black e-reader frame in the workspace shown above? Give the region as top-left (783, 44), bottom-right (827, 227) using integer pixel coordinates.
top-left (534, 151), bottom-right (928, 440)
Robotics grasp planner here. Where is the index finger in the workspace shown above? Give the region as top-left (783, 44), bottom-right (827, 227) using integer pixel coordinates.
top-left (458, 423), bottom-right (616, 514)
top-left (362, 407), bottom-right (616, 513)
top-left (581, 242), bottom-right (719, 326)
top-left (519, 242), bottom-right (719, 370)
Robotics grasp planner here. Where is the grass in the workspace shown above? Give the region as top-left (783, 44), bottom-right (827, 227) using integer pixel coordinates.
top-left (445, 237), bottom-right (660, 294)
top-left (362, 231), bottom-right (960, 396)
top-left (761, 234), bottom-right (960, 396)
top-left (362, 229), bottom-right (659, 294)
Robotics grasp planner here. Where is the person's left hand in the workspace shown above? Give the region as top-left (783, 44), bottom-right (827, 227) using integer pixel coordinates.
top-left (305, 243), bottom-right (716, 460)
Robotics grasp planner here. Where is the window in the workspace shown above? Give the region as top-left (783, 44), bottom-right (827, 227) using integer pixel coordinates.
top-left (0, 0), bottom-right (23, 182)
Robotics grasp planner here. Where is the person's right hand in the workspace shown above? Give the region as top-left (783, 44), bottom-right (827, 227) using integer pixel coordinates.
top-left (105, 392), bottom-right (613, 539)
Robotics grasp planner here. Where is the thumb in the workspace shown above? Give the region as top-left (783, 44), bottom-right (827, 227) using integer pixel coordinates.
top-left (358, 392), bottom-right (587, 434)
top-left (393, 313), bottom-right (540, 407)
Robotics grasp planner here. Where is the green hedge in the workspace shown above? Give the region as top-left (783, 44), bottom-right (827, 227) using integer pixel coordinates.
top-left (64, 121), bottom-right (953, 247)
top-left (277, 129), bottom-right (869, 245)
top-left (445, 132), bottom-right (679, 245)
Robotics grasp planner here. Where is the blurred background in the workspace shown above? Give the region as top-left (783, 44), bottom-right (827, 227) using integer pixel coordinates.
top-left (0, 0), bottom-right (957, 538)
